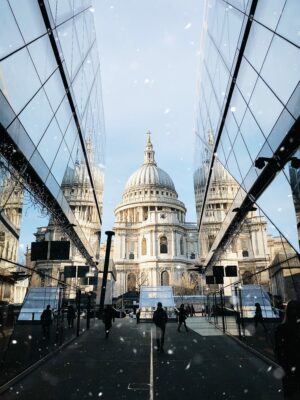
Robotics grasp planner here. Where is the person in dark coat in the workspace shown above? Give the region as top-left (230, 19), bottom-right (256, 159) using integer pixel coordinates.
top-left (103, 305), bottom-right (115, 338)
top-left (254, 302), bottom-right (264, 328)
top-left (275, 300), bottom-right (300, 400)
top-left (153, 302), bottom-right (168, 352)
top-left (41, 305), bottom-right (52, 338)
top-left (177, 304), bottom-right (189, 332)
top-left (190, 304), bottom-right (196, 316)
top-left (67, 304), bottom-right (76, 328)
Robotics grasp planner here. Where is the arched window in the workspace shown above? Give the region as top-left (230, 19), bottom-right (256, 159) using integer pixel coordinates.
top-left (161, 270), bottom-right (169, 286)
top-left (129, 252), bottom-right (134, 259)
top-left (127, 273), bottom-right (136, 291)
top-left (142, 238), bottom-right (147, 255)
top-left (160, 236), bottom-right (168, 253)
top-left (242, 270), bottom-right (253, 284)
top-left (180, 237), bottom-right (184, 255)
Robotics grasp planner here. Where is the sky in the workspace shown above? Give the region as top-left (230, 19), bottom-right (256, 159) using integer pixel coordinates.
top-left (93, 0), bottom-right (204, 238)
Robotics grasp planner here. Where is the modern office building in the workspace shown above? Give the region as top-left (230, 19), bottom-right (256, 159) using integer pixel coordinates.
top-left (113, 132), bottom-right (200, 298)
top-left (0, 1), bottom-right (105, 302)
top-left (194, 0), bottom-right (300, 301)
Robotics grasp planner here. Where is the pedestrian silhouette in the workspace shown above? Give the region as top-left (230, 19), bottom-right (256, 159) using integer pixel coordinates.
top-left (191, 304), bottom-right (196, 316)
top-left (177, 304), bottom-right (189, 332)
top-left (103, 305), bottom-right (115, 338)
top-left (254, 302), bottom-right (264, 328)
top-left (275, 300), bottom-right (300, 400)
top-left (153, 302), bottom-right (168, 352)
top-left (67, 304), bottom-right (76, 328)
top-left (41, 305), bottom-right (52, 338)
top-left (186, 304), bottom-right (191, 317)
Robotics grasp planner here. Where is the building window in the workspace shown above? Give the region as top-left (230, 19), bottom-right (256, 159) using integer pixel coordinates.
top-left (180, 237), bottom-right (184, 255)
top-left (129, 252), bottom-right (134, 259)
top-left (160, 236), bottom-right (168, 253)
top-left (242, 250), bottom-right (249, 257)
top-left (161, 270), bottom-right (169, 286)
top-left (190, 252), bottom-right (195, 259)
top-left (127, 273), bottom-right (136, 291)
top-left (142, 238), bottom-right (147, 255)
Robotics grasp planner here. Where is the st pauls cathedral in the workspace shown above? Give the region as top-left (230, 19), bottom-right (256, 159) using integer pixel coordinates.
top-left (112, 132), bottom-right (200, 298)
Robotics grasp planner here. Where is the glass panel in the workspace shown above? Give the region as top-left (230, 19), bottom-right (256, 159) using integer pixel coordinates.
top-left (55, 96), bottom-right (72, 135)
top-left (287, 81), bottom-right (300, 120)
top-left (261, 35), bottom-right (300, 105)
top-left (9, 0), bottom-right (47, 42)
top-left (277, 0), bottom-right (300, 46)
top-left (244, 22), bottom-right (273, 73)
top-left (254, 0), bottom-right (285, 31)
top-left (229, 88), bottom-right (247, 127)
top-left (64, 118), bottom-right (78, 152)
top-left (232, 133), bottom-right (252, 179)
top-left (222, 5), bottom-right (244, 71)
top-left (226, 151), bottom-right (243, 183)
top-left (256, 170), bottom-right (299, 252)
top-left (56, 0), bottom-right (73, 25)
top-left (28, 35), bottom-right (58, 84)
top-left (43, 69), bottom-right (65, 113)
top-left (267, 108), bottom-right (295, 153)
top-left (0, 0), bottom-right (24, 59)
top-left (249, 78), bottom-right (283, 137)
top-left (7, 119), bottom-right (35, 160)
top-left (18, 88), bottom-right (53, 146)
top-left (50, 139), bottom-right (71, 186)
top-left (56, 20), bottom-right (73, 77)
top-left (236, 58), bottom-right (258, 103)
top-left (37, 118), bottom-right (63, 168)
top-left (0, 48), bottom-right (41, 115)
top-left (240, 109), bottom-right (267, 161)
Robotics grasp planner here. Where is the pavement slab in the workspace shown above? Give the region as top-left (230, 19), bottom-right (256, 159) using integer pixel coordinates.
top-left (1, 317), bottom-right (283, 400)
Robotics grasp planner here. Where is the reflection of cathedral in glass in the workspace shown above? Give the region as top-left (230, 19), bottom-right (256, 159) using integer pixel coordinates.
top-left (194, 134), bottom-right (272, 291)
top-left (31, 140), bottom-right (104, 292)
top-left (113, 132), bottom-right (200, 297)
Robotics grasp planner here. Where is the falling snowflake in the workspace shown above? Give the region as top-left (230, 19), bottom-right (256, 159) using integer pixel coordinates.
top-left (167, 349), bottom-right (174, 354)
top-left (12, 340), bottom-right (17, 344)
top-left (230, 106), bottom-right (236, 112)
top-left (164, 108), bottom-right (171, 114)
top-left (185, 361), bottom-right (191, 370)
top-left (184, 23), bottom-right (192, 30)
top-left (120, 337), bottom-right (124, 342)
top-left (98, 393), bottom-right (103, 397)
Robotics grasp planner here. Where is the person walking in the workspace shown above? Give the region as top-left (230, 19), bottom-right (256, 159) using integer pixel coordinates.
top-left (275, 300), bottom-right (300, 400)
top-left (254, 302), bottom-right (264, 328)
top-left (191, 304), bottom-right (196, 316)
top-left (103, 305), bottom-right (115, 338)
top-left (67, 304), bottom-right (76, 328)
top-left (153, 302), bottom-right (168, 352)
top-left (177, 304), bottom-right (189, 332)
top-left (41, 305), bottom-right (52, 338)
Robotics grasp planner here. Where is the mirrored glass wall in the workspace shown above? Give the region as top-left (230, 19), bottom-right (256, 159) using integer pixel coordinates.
top-left (194, 0), bottom-right (300, 359)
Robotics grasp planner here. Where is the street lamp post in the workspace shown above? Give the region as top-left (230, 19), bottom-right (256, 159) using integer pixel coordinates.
top-left (99, 231), bottom-right (115, 316)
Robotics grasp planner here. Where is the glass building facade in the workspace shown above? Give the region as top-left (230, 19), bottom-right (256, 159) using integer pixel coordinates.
top-left (0, 0), bottom-right (105, 383)
top-left (194, 0), bottom-right (300, 358)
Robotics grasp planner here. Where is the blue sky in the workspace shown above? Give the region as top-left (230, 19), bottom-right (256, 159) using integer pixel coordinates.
top-left (93, 0), bottom-right (204, 236)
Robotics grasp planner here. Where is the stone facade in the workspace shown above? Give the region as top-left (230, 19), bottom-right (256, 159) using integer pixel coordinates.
top-left (113, 132), bottom-right (201, 298)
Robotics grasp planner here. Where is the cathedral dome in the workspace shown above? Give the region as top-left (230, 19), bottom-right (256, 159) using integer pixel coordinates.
top-left (123, 132), bottom-right (176, 193)
top-left (125, 165), bottom-right (175, 191)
